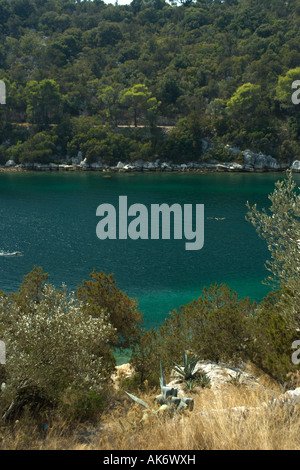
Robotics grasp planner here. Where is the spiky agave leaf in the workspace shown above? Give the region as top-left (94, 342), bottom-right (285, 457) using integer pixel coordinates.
top-left (173, 366), bottom-right (186, 379)
top-left (174, 352), bottom-right (200, 380)
top-left (161, 386), bottom-right (178, 399)
top-left (125, 391), bottom-right (150, 409)
top-left (181, 397), bottom-right (194, 411)
top-left (176, 400), bottom-right (188, 412)
top-left (189, 355), bottom-right (199, 375)
top-left (183, 351), bottom-right (188, 370)
top-left (167, 396), bottom-right (181, 407)
top-left (160, 361), bottom-right (166, 389)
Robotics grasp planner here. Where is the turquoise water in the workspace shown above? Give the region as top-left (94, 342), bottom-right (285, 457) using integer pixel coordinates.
top-left (0, 172), bottom-right (298, 334)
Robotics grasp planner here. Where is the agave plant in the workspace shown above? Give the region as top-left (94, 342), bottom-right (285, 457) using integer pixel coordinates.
top-left (173, 352), bottom-right (200, 381)
top-left (196, 371), bottom-right (211, 389)
top-left (173, 352), bottom-right (210, 390)
top-left (228, 371), bottom-right (243, 387)
top-left (125, 361), bottom-right (194, 421)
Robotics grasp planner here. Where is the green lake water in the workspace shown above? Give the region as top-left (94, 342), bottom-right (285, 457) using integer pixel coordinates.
top-left (0, 171), bottom-right (298, 362)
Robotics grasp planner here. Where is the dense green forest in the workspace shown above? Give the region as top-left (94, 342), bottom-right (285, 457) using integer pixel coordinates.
top-left (0, 0), bottom-right (299, 165)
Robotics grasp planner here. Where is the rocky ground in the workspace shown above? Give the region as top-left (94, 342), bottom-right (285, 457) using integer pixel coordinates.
top-left (114, 359), bottom-right (300, 413)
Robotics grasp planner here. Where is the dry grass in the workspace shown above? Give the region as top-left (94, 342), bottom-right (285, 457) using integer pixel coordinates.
top-left (1, 380), bottom-right (300, 450)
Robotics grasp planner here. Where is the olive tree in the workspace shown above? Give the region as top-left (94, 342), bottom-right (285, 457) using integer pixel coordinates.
top-left (0, 274), bottom-right (116, 420)
top-left (246, 171), bottom-right (300, 327)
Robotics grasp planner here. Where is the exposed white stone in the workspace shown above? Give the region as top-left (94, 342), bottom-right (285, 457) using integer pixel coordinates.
top-left (291, 160), bottom-right (300, 172)
top-left (5, 160), bottom-right (16, 167)
top-left (228, 163), bottom-right (244, 170)
top-left (242, 150), bottom-right (280, 169)
top-left (161, 162), bottom-right (172, 169)
top-left (123, 163), bottom-right (135, 170)
top-left (279, 387), bottom-right (300, 405)
top-left (79, 158), bottom-right (89, 167)
top-left (167, 360), bottom-right (260, 391)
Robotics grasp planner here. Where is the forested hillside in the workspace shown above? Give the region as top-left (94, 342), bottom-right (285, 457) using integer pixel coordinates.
top-left (0, 0), bottom-right (299, 165)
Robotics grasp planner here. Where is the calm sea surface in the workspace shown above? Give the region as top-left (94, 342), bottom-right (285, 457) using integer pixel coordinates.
top-left (1, 172), bottom-right (298, 344)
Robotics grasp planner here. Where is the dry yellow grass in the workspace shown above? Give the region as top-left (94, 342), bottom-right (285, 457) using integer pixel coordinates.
top-left (1, 381), bottom-right (300, 450)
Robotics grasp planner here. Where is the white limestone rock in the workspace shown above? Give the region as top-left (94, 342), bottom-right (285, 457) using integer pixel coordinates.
top-left (243, 150), bottom-right (280, 170)
top-left (79, 158), bottom-right (89, 168)
top-left (5, 160), bottom-right (16, 167)
top-left (291, 160), bottom-right (300, 172)
top-left (168, 360), bottom-right (260, 391)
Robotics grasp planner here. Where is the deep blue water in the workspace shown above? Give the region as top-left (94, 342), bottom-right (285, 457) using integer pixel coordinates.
top-left (0, 172), bottom-right (298, 337)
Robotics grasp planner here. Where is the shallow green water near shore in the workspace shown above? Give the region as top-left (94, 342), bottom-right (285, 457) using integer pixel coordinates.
top-left (0, 172), bottom-right (298, 362)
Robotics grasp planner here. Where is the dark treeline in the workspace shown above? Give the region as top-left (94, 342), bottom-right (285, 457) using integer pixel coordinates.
top-left (0, 0), bottom-right (299, 165)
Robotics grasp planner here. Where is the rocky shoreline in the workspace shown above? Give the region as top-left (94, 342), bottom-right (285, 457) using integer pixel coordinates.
top-left (1, 147), bottom-right (300, 173)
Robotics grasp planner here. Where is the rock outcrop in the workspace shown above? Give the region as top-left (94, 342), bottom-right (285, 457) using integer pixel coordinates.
top-left (167, 360), bottom-right (261, 393)
top-left (242, 149), bottom-right (280, 170)
top-left (1, 144), bottom-right (297, 173)
top-left (292, 160), bottom-right (300, 172)
top-left (5, 160), bottom-right (16, 167)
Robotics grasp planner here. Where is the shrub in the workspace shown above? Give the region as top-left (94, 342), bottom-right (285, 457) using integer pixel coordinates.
top-left (246, 171), bottom-right (300, 328)
top-left (76, 270), bottom-right (142, 350)
top-left (158, 284), bottom-right (254, 365)
top-left (247, 291), bottom-right (299, 385)
top-left (0, 270), bottom-right (116, 421)
top-left (59, 389), bottom-right (105, 423)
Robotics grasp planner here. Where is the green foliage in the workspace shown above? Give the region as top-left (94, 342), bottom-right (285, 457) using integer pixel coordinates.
top-left (55, 389), bottom-right (105, 423)
top-left (158, 284), bottom-right (254, 365)
top-left (226, 83), bottom-right (261, 118)
top-left (0, 0), bottom-right (298, 163)
top-left (119, 372), bottom-right (154, 393)
top-left (120, 84), bottom-right (160, 127)
top-left (0, 268), bottom-right (116, 421)
top-left (130, 328), bottom-right (161, 387)
top-left (173, 352), bottom-right (199, 381)
top-left (246, 171), bottom-right (300, 327)
top-left (10, 265), bottom-right (48, 312)
top-left (25, 79), bottom-right (62, 129)
top-left (98, 85), bottom-right (122, 125)
top-left (8, 132), bottom-right (57, 163)
top-left (76, 270), bottom-right (143, 349)
top-left (276, 67), bottom-right (300, 111)
top-left (247, 291), bottom-right (299, 385)
top-left (204, 143), bottom-right (234, 162)
top-left (194, 371), bottom-right (210, 390)
top-left (174, 352), bottom-right (211, 391)
top-left (162, 115), bottom-right (203, 162)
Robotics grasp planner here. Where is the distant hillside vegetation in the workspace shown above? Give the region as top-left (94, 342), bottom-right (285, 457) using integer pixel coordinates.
top-left (0, 0), bottom-right (299, 165)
